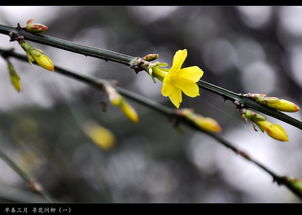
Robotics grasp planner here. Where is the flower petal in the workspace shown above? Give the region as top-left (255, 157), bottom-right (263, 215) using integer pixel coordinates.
top-left (170, 49), bottom-right (187, 73)
top-left (169, 88), bottom-right (182, 108)
top-left (178, 66), bottom-right (204, 82)
top-left (161, 77), bottom-right (177, 96)
top-left (174, 78), bottom-right (200, 97)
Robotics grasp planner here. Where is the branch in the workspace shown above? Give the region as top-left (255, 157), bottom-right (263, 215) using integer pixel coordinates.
top-left (0, 24), bottom-right (136, 66)
top-left (0, 149), bottom-right (54, 203)
top-left (198, 81), bottom-right (302, 130)
top-left (1, 48), bottom-right (301, 200)
top-left (0, 184), bottom-right (48, 203)
top-left (0, 24), bottom-right (301, 129)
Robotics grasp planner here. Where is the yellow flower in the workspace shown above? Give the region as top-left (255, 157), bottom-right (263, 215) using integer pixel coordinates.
top-left (255, 120), bottom-right (288, 142)
top-left (161, 49), bottom-right (204, 108)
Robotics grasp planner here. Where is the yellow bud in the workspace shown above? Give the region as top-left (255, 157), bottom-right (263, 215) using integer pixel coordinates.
top-left (264, 98), bottom-right (300, 112)
top-left (251, 94), bottom-right (300, 112)
top-left (6, 60), bottom-right (21, 92)
top-left (179, 108), bottom-right (221, 133)
top-left (120, 100), bottom-right (139, 123)
top-left (84, 123), bottom-right (115, 150)
top-left (104, 84), bottom-right (122, 106)
top-left (104, 84), bottom-right (139, 123)
top-left (194, 116), bottom-right (222, 133)
top-left (29, 48), bottom-right (54, 71)
top-left (255, 120), bottom-right (288, 142)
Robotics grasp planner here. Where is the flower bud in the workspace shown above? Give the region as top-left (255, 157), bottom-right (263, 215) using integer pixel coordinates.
top-left (240, 109), bottom-right (288, 141)
top-left (26, 19), bottom-right (48, 33)
top-left (258, 97), bottom-right (300, 112)
top-left (255, 120), bottom-right (288, 142)
top-left (195, 116), bottom-right (222, 133)
top-left (120, 99), bottom-right (139, 123)
top-left (19, 41), bottom-right (35, 64)
top-left (28, 48), bottom-right (54, 71)
top-left (84, 122), bottom-right (115, 150)
top-left (178, 108), bottom-right (221, 133)
top-left (6, 60), bottom-right (21, 92)
top-left (19, 41), bottom-right (54, 71)
top-left (104, 84), bottom-right (122, 106)
top-left (104, 84), bottom-right (139, 123)
top-left (143, 54), bottom-right (159, 61)
top-left (248, 94), bottom-right (300, 112)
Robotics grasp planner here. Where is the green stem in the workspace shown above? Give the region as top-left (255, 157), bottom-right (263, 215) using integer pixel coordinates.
top-left (0, 48), bottom-right (301, 200)
top-left (0, 24), bottom-right (301, 129)
top-left (198, 80), bottom-right (302, 130)
top-left (0, 24), bottom-right (136, 66)
top-left (198, 80), bottom-right (240, 100)
top-left (0, 149), bottom-right (54, 202)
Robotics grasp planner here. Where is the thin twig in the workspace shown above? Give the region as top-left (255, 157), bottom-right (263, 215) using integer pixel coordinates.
top-left (0, 48), bottom-right (301, 200)
top-left (0, 149), bottom-right (54, 202)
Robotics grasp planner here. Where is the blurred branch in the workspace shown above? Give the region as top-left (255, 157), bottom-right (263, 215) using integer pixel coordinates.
top-left (0, 48), bottom-right (301, 200)
top-left (0, 24), bottom-right (300, 130)
top-left (0, 149), bottom-right (54, 203)
top-left (0, 184), bottom-right (48, 203)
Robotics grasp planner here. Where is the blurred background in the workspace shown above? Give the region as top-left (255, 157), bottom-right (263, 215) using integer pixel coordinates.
top-left (0, 6), bottom-right (301, 203)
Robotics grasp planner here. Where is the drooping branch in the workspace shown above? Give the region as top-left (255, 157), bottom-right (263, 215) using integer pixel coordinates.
top-left (1, 48), bottom-right (301, 200)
